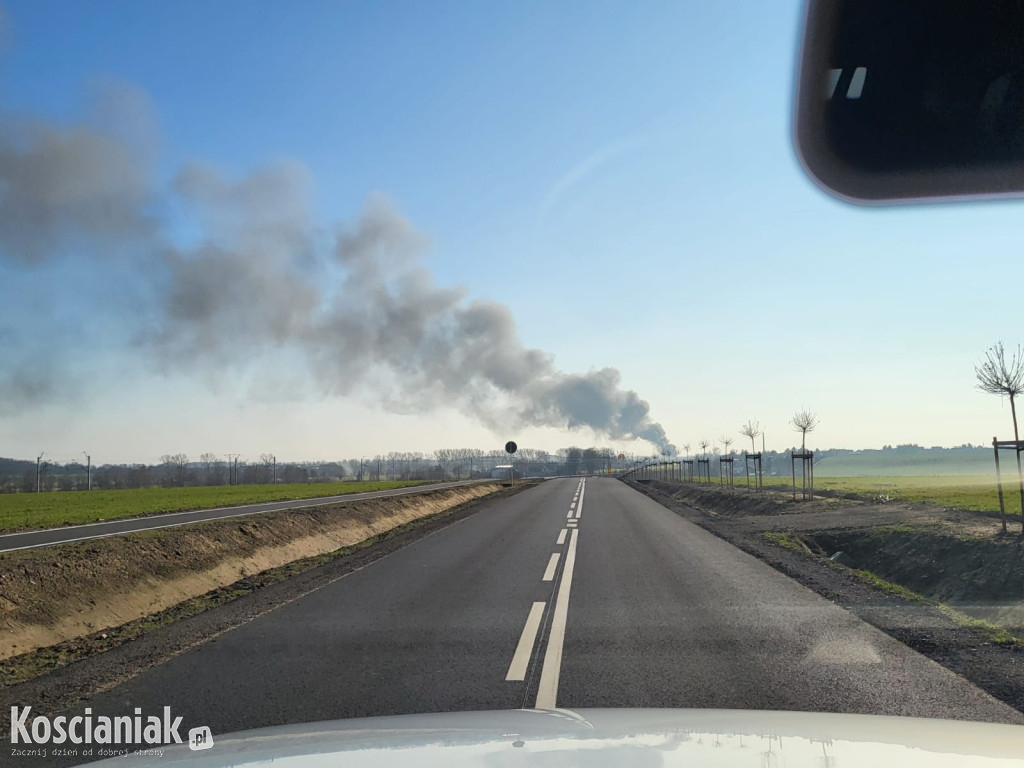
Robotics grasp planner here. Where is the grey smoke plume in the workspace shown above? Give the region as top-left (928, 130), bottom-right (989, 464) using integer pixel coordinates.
top-left (0, 85), bottom-right (156, 265)
top-left (1, 85), bottom-right (676, 452)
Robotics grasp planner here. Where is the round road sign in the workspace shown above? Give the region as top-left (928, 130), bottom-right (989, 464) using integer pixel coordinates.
top-left (618, 453), bottom-right (625, 461)
top-left (505, 441), bottom-right (518, 454)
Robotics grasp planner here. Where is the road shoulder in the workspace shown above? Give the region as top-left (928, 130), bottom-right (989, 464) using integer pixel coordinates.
top-left (623, 478), bottom-right (1024, 717)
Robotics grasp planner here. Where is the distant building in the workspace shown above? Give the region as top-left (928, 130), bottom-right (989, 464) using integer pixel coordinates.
top-left (490, 464), bottom-right (519, 480)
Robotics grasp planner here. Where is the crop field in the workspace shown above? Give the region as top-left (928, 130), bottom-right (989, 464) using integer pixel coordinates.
top-left (0, 480), bottom-right (432, 534)
top-left (729, 473), bottom-right (1020, 515)
top-left (644, 464), bottom-right (1022, 516)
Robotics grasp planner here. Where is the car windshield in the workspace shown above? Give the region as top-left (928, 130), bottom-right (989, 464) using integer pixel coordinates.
top-left (1, 1), bottom-right (1023, 766)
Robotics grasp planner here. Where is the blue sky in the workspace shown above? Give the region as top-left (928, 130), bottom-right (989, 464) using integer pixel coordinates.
top-left (1, 1), bottom-right (1021, 464)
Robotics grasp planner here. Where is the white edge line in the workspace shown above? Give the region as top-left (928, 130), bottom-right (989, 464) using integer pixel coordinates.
top-left (505, 601), bottom-right (547, 681)
top-left (542, 552), bottom-right (560, 582)
top-left (535, 528), bottom-right (578, 709)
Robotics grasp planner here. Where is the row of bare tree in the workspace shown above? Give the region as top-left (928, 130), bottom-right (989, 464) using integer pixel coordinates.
top-left (675, 410), bottom-right (820, 461)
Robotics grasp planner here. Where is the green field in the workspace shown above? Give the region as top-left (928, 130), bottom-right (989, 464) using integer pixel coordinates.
top-left (644, 465), bottom-right (1023, 516)
top-left (756, 474), bottom-right (1021, 515)
top-left (0, 481), bottom-right (432, 534)
top-left (811, 474), bottom-right (1022, 515)
top-left (813, 449), bottom-right (993, 476)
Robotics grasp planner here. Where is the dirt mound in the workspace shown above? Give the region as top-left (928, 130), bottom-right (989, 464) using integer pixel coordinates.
top-left (641, 479), bottom-right (857, 517)
top-left (805, 528), bottom-right (1024, 632)
top-left (0, 484), bottom-right (499, 661)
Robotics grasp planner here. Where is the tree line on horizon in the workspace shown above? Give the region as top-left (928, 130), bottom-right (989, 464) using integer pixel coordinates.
top-left (0, 446), bottom-right (628, 493)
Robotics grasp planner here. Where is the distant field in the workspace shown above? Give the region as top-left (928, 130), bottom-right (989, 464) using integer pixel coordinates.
top-left (813, 450), bottom-right (993, 476)
top-left (704, 472), bottom-right (1022, 516)
top-left (0, 481), bottom-right (432, 534)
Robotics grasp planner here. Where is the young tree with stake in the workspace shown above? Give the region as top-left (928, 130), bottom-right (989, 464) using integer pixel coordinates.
top-left (977, 342), bottom-right (1024, 443)
top-left (740, 420), bottom-right (761, 453)
top-left (791, 410), bottom-right (819, 451)
top-left (976, 341), bottom-right (1024, 534)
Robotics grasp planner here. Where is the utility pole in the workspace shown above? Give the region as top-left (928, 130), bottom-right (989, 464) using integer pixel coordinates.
top-left (272, 455), bottom-right (277, 485)
top-left (83, 452), bottom-right (91, 491)
top-left (36, 451), bottom-right (44, 493)
top-left (226, 454), bottom-right (239, 485)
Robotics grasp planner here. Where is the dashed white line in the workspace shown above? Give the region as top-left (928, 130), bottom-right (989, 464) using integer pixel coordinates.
top-left (535, 527), bottom-right (579, 709)
top-left (556, 529), bottom-right (567, 545)
top-left (542, 552), bottom-right (560, 581)
top-left (505, 602), bottom-right (547, 681)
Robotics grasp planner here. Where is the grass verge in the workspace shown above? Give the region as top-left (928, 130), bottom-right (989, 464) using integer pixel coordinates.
top-left (0, 480), bottom-right (432, 533)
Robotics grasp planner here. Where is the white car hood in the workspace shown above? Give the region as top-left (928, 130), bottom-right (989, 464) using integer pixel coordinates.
top-left (88, 708), bottom-right (1024, 767)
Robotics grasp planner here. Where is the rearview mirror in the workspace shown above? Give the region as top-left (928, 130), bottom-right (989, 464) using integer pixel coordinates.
top-left (795, 1), bottom-right (1024, 203)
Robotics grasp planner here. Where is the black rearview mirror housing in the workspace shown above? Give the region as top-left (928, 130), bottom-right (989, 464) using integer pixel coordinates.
top-left (795, 1), bottom-right (1024, 203)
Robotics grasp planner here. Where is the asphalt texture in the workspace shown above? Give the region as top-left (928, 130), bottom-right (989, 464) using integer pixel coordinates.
top-left (6, 477), bottom-right (1022, 766)
top-left (0, 480), bottom-right (489, 553)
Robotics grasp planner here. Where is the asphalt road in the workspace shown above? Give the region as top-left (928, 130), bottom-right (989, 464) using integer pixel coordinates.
top-left (0, 479), bottom-right (489, 554)
top-left (11, 477), bottom-right (1023, 765)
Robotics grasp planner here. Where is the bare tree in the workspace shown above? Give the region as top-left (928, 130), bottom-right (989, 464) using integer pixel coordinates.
top-left (469, 448), bottom-right (485, 477)
top-left (386, 451), bottom-right (402, 480)
top-left (698, 439), bottom-right (710, 457)
top-left (976, 341), bottom-right (1024, 442)
top-left (200, 453), bottom-right (217, 485)
top-left (790, 410), bottom-right (819, 451)
top-left (740, 420), bottom-right (761, 453)
top-left (171, 454), bottom-right (188, 486)
top-left (259, 453), bottom-right (276, 484)
top-left (719, 435), bottom-right (734, 455)
top-left (682, 442), bottom-right (691, 459)
top-left (159, 454), bottom-right (175, 487)
top-left (435, 449), bottom-right (455, 480)
top-left (977, 342), bottom-right (1024, 535)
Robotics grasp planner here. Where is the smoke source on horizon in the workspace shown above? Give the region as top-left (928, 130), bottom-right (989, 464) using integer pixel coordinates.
top-left (0, 83), bottom-right (675, 453)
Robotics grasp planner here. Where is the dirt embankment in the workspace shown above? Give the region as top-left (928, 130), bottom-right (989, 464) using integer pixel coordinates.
top-left (0, 484), bottom-right (500, 661)
top-left (805, 528), bottom-right (1024, 632)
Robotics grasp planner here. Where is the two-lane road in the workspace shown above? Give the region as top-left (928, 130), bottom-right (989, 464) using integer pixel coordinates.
top-left (15, 477), bottom-right (1022, 765)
